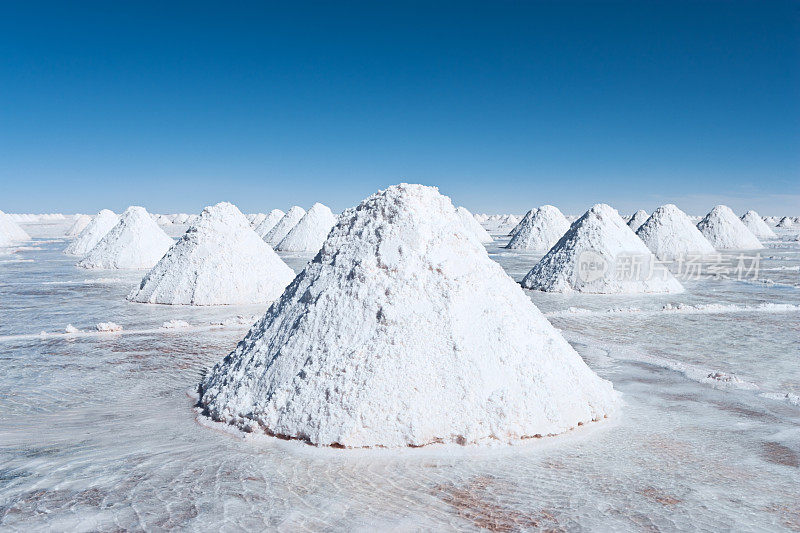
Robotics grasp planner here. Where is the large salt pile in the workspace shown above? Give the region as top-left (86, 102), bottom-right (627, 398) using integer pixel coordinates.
top-left (254, 209), bottom-right (285, 238)
top-left (456, 206), bottom-right (493, 244)
top-left (506, 205), bottom-right (569, 250)
top-left (77, 206), bottom-right (173, 269)
top-left (198, 184), bottom-right (620, 448)
top-left (521, 204), bottom-right (684, 294)
top-left (627, 210), bottom-right (649, 232)
top-left (740, 210), bottom-right (777, 239)
top-left (65, 214), bottom-right (92, 237)
top-left (777, 216), bottom-right (794, 228)
top-left (0, 210), bottom-right (31, 242)
top-left (696, 205), bottom-right (763, 250)
top-left (635, 204), bottom-right (716, 260)
top-left (263, 206), bottom-right (306, 245)
top-left (128, 202), bottom-right (295, 305)
top-left (64, 209), bottom-right (119, 256)
top-left (276, 203), bottom-right (337, 252)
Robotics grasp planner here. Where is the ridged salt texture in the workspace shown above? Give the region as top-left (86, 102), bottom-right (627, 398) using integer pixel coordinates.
top-left (254, 209), bottom-right (285, 238)
top-left (740, 210), bottom-right (777, 239)
top-left (65, 214), bottom-right (92, 237)
top-left (505, 205), bottom-right (569, 251)
top-left (456, 206), bottom-right (493, 244)
top-left (263, 206), bottom-right (306, 245)
top-left (128, 202), bottom-right (295, 305)
top-left (521, 204), bottom-right (684, 294)
top-left (0, 210), bottom-right (31, 242)
top-left (696, 205), bottom-right (763, 250)
top-left (198, 184), bottom-right (620, 448)
top-left (77, 206), bottom-right (173, 269)
top-left (636, 204), bottom-right (716, 260)
top-left (275, 203), bottom-right (337, 252)
top-left (627, 210), bottom-right (649, 232)
top-left (64, 209), bottom-right (119, 256)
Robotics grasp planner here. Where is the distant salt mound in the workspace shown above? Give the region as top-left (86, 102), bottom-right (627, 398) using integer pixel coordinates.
top-left (696, 205), bottom-right (763, 250)
top-left (264, 206), bottom-right (306, 245)
top-left (129, 202), bottom-right (295, 305)
top-left (506, 205), bottom-right (569, 251)
top-left (65, 214), bottom-right (92, 237)
top-left (249, 213), bottom-right (267, 227)
top-left (740, 210), bottom-right (777, 239)
top-left (522, 204), bottom-right (684, 294)
top-left (198, 184), bottom-right (620, 448)
top-left (276, 203), bottom-right (337, 252)
top-left (0, 210), bottom-right (31, 242)
top-left (777, 216), bottom-right (794, 228)
top-left (627, 210), bottom-right (649, 232)
top-left (77, 206), bottom-right (173, 269)
top-left (456, 206), bottom-right (493, 244)
top-left (64, 209), bottom-right (119, 256)
top-left (636, 204), bottom-right (716, 260)
top-left (254, 209), bottom-right (285, 238)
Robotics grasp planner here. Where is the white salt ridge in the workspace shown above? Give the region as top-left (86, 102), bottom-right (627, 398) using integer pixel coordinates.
top-left (128, 202), bottom-right (294, 305)
top-left (627, 210), bottom-right (649, 232)
top-left (78, 206), bottom-right (173, 269)
top-left (696, 205), bottom-right (764, 250)
top-left (276, 203), bottom-right (337, 252)
top-left (198, 183), bottom-right (620, 448)
top-left (522, 204), bottom-right (684, 294)
top-left (505, 205), bottom-right (569, 251)
top-left (65, 214), bottom-right (92, 237)
top-left (0, 210), bottom-right (31, 242)
top-left (546, 302), bottom-right (800, 318)
top-left (263, 206), bottom-right (306, 245)
top-left (64, 210), bottom-right (120, 256)
top-left (161, 319), bottom-right (191, 329)
top-left (456, 206), bottom-right (493, 244)
top-left (254, 209), bottom-right (286, 238)
top-left (635, 204), bottom-right (716, 260)
top-left (96, 322), bottom-right (123, 332)
top-left (740, 210), bottom-right (777, 239)
top-left (777, 216), bottom-right (794, 228)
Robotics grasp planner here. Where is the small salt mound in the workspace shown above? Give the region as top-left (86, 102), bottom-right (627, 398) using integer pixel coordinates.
top-left (636, 204), bottom-right (716, 260)
top-left (276, 203), bottom-right (337, 252)
top-left (522, 204), bottom-right (684, 294)
top-left (254, 209), bottom-right (285, 238)
top-left (249, 213), bottom-right (267, 227)
top-left (456, 206), bottom-right (493, 244)
top-left (505, 205), bottom-right (569, 251)
top-left (64, 209), bottom-right (120, 256)
top-left (198, 183), bottom-right (620, 448)
top-left (627, 210), bottom-right (649, 232)
top-left (0, 210), bottom-right (31, 241)
top-left (96, 322), bottom-right (123, 332)
top-left (128, 202), bottom-right (294, 305)
top-left (777, 216), bottom-right (794, 228)
top-left (263, 206), bottom-right (306, 245)
top-left (65, 214), bottom-right (92, 237)
top-left (78, 206), bottom-right (173, 269)
top-left (696, 205), bottom-right (763, 250)
top-left (740, 210), bottom-right (777, 239)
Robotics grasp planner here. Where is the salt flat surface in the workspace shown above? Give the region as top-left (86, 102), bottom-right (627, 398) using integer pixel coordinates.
top-left (1, 221), bottom-right (799, 530)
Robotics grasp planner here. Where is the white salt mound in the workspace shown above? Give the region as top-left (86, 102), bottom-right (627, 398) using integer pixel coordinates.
top-left (627, 210), bottom-right (649, 232)
top-left (456, 206), bottom-right (493, 244)
top-left (64, 210), bottom-right (120, 256)
top-left (0, 210), bottom-right (31, 242)
top-left (521, 203), bottom-right (684, 294)
top-left (696, 205), bottom-right (763, 250)
top-left (506, 205), bottom-right (569, 250)
top-left (78, 206), bottom-right (173, 269)
top-left (276, 203), bottom-right (337, 252)
top-left (249, 213), bottom-right (266, 227)
top-left (254, 209), bottom-right (285, 238)
top-left (263, 206), bottom-right (306, 245)
top-left (636, 204), bottom-right (716, 260)
top-left (128, 202), bottom-right (294, 305)
top-left (96, 322), bottom-right (123, 332)
top-left (777, 216), bottom-right (794, 228)
top-left (198, 183), bottom-right (620, 448)
top-left (65, 214), bottom-right (92, 237)
top-left (740, 210), bottom-right (777, 239)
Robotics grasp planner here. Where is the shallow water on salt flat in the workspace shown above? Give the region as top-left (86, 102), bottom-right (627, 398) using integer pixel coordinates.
top-left (1, 223), bottom-right (799, 531)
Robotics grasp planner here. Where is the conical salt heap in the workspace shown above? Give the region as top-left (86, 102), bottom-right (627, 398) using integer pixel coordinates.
top-left (740, 210), bottom-right (776, 240)
top-left (254, 209), bottom-right (285, 238)
top-left (522, 204), bottom-right (684, 294)
top-left (198, 184), bottom-right (620, 448)
top-left (276, 203), bottom-right (337, 252)
top-left (506, 205), bottom-right (569, 251)
top-left (777, 216), bottom-right (794, 228)
top-left (696, 205), bottom-right (763, 250)
top-left (627, 210), bottom-right (649, 232)
top-left (636, 204), bottom-right (716, 260)
top-left (129, 202), bottom-right (295, 305)
top-left (65, 214), bottom-right (92, 237)
top-left (64, 209), bottom-right (119, 256)
top-left (78, 206), bottom-right (173, 269)
top-left (0, 210), bottom-right (30, 242)
top-left (456, 206), bottom-right (493, 244)
top-left (263, 206), bottom-right (306, 245)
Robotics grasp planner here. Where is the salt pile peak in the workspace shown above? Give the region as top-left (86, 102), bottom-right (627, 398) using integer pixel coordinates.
top-left (64, 209), bottom-right (119, 256)
top-left (0, 210), bottom-right (31, 242)
top-left (276, 203), bottom-right (337, 252)
top-left (740, 210), bottom-right (777, 239)
top-left (77, 206), bottom-right (173, 269)
top-left (263, 206), bottom-right (306, 245)
top-left (128, 202), bottom-right (295, 305)
top-left (456, 206), bottom-right (493, 244)
top-left (254, 209), bottom-right (286, 238)
top-left (521, 203), bottom-right (684, 294)
top-left (65, 214), bottom-right (92, 237)
top-left (635, 204), bottom-right (716, 260)
top-left (505, 205), bottom-right (569, 251)
top-left (627, 210), bottom-right (649, 232)
top-left (696, 205), bottom-right (763, 250)
top-left (198, 183), bottom-right (620, 448)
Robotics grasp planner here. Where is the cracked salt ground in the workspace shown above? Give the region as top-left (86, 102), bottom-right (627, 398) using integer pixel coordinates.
top-left (1, 224), bottom-right (799, 530)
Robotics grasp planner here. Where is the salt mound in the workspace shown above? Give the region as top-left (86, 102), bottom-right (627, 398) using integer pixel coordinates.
top-left (77, 206), bottom-right (173, 269)
top-left (777, 216), bottom-right (794, 228)
top-left (276, 203), bottom-right (337, 252)
top-left (505, 205), bottom-right (569, 251)
top-left (249, 213), bottom-right (267, 228)
top-left (263, 206), bottom-right (306, 245)
top-left (198, 183), bottom-right (620, 448)
top-left (456, 206), bottom-right (493, 244)
top-left (64, 209), bottom-right (119, 256)
top-left (635, 204), bottom-right (716, 260)
top-left (0, 210), bottom-right (30, 241)
top-left (65, 214), bottom-right (92, 237)
top-left (254, 209), bottom-right (285, 238)
top-left (627, 210), bottom-right (648, 232)
top-left (129, 203), bottom-right (294, 305)
top-left (740, 210), bottom-right (777, 239)
top-left (696, 205), bottom-right (763, 250)
top-left (521, 204), bottom-right (684, 294)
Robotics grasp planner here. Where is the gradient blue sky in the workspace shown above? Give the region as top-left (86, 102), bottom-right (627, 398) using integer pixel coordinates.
top-left (1, 1), bottom-right (798, 216)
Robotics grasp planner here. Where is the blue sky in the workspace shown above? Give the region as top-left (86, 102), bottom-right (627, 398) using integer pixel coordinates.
top-left (1, 1), bottom-right (798, 216)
